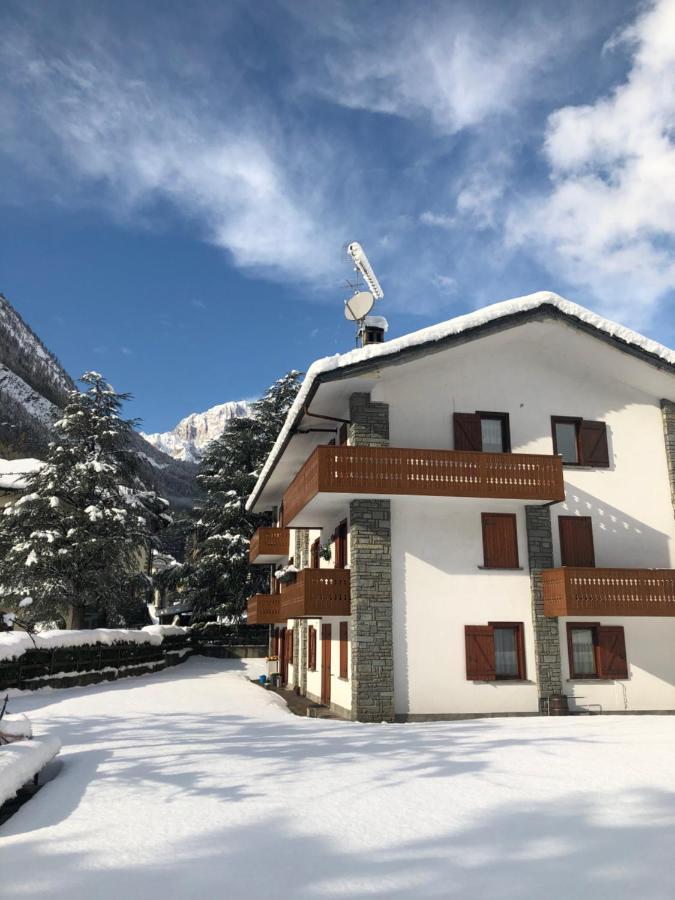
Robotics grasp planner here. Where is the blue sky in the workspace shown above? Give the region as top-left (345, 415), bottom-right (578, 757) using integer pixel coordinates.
top-left (2, 0), bottom-right (675, 433)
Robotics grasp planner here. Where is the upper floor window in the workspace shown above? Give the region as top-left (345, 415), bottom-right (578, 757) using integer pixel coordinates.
top-left (551, 417), bottom-right (609, 467)
top-left (454, 411), bottom-right (511, 453)
top-left (481, 512), bottom-right (519, 569)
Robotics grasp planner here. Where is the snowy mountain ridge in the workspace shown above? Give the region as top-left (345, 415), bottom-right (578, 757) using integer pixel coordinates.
top-left (142, 400), bottom-right (251, 462)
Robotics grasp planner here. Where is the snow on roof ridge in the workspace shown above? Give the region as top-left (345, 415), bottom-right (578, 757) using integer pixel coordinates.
top-left (247, 291), bottom-right (675, 511)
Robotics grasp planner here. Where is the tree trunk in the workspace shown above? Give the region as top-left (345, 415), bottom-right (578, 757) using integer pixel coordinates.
top-left (65, 604), bottom-right (84, 630)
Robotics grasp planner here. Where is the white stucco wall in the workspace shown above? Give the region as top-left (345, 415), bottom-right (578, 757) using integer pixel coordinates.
top-left (391, 496), bottom-right (540, 716)
top-left (304, 615), bottom-right (352, 712)
top-left (559, 616), bottom-right (675, 712)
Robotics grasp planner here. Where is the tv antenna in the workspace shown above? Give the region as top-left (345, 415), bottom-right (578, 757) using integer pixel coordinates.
top-left (343, 242), bottom-right (384, 345)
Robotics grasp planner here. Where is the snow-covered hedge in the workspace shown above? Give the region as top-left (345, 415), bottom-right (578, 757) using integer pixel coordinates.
top-left (0, 625), bottom-right (192, 692)
top-left (0, 625), bottom-right (189, 663)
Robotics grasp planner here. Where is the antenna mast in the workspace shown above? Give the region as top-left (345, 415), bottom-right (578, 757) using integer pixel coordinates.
top-left (343, 242), bottom-right (384, 346)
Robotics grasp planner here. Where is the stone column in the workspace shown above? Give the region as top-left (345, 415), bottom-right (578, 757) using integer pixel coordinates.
top-left (294, 529), bottom-right (309, 568)
top-left (525, 505), bottom-right (563, 712)
top-left (660, 400), bottom-right (675, 514)
top-left (348, 391), bottom-right (394, 722)
top-left (350, 499), bottom-right (395, 721)
top-left (349, 392), bottom-right (389, 447)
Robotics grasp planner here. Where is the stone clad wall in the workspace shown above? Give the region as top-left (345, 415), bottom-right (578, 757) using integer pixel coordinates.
top-left (525, 505), bottom-right (562, 711)
top-left (348, 392), bottom-right (395, 722)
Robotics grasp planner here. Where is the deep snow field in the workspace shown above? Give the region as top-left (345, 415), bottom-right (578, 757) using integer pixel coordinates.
top-left (2, 656), bottom-right (675, 899)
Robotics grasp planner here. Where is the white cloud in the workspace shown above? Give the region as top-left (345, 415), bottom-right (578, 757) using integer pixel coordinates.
top-left (509, 0), bottom-right (675, 324)
top-left (0, 27), bottom-right (340, 284)
top-left (296, 6), bottom-right (561, 135)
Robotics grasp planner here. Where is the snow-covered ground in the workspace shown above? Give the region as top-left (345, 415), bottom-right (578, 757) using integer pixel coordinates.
top-left (2, 657), bottom-right (675, 899)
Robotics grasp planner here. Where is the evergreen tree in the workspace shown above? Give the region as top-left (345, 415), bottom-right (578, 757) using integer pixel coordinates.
top-left (184, 371), bottom-right (302, 621)
top-left (0, 372), bottom-right (170, 628)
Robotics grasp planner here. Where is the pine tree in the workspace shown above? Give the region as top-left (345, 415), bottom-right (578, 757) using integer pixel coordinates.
top-left (183, 371), bottom-right (302, 621)
top-left (0, 372), bottom-right (170, 628)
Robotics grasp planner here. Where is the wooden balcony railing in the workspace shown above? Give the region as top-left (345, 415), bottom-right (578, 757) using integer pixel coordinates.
top-left (247, 595), bottom-right (286, 624)
top-left (283, 445), bottom-right (565, 523)
top-left (543, 568), bottom-right (675, 617)
top-left (280, 568), bottom-right (351, 618)
top-left (249, 527), bottom-right (290, 564)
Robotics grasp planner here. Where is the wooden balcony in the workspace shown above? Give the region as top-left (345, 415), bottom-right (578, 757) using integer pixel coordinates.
top-left (247, 595), bottom-right (286, 624)
top-left (543, 568), bottom-right (675, 617)
top-left (279, 568), bottom-right (351, 619)
top-left (283, 445), bottom-right (565, 524)
top-left (249, 527), bottom-right (290, 564)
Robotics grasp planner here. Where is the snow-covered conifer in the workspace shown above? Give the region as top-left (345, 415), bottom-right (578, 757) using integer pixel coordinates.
top-left (0, 372), bottom-right (170, 628)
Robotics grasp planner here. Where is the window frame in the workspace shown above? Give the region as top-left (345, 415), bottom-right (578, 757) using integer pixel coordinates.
top-left (481, 512), bottom-right (520, 570)
top-left (476, 411), bottom-right (511, 453)
top-left (551, 416), bottom-right (582, 466)
top-left (488, 621), bottom-right (526, 680)
top-left (566, 623), bottom-right (601, 679)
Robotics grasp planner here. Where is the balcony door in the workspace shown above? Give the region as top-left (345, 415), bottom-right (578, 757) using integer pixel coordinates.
top-left (559, 516), bottom-right (595, 567)
top-left (321, 623), bottom-right (332, 705)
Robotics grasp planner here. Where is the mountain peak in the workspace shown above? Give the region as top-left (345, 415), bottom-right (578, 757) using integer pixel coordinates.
top-left (142, 400), bottom-right (250, 462)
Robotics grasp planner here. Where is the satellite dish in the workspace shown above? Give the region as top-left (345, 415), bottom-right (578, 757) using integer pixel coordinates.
top-left (344, 291), bottom-right (374, 321)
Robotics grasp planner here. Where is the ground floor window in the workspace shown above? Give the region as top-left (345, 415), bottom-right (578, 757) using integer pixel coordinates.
top-left (566, 623), bottom-right (628, 679)
top-left (465, 622), bottom-right (526, 681)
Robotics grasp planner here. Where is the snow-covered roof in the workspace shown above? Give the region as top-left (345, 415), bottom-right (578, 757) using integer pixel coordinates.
top-left (0, 458), bottom-right (44, 492)
top-left (247, 291), bottom-right (675, 511)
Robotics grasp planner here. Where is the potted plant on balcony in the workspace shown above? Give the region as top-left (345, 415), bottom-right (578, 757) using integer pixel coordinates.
top-left (274, 564), bottom-right (298, 585)
top-left (319, 543), bottom-right (332, 562)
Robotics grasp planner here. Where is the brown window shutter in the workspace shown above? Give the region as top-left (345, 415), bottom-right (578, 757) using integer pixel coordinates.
top-left (308, 626), bottom-right (316, 670)
top-left (597, 626), bottom-right (628, 679)
top-left (559, 516), bottom-right (595, 567)
top-left (288, 629), bottom-right (294, 661)
top-left (579, 420), bottom-right (609, 467)
top-left (481, 513), bottom-right (519, 568)
top-left (465, 625), bottom-right (496, 680)
top-left (311, 538), bottom-right (320, 569)
top-left (453, 413), bottom-right (482, 451)
top-left (338, 423), bottom-right (348, 445)
top-left (339, 621), bottom-right (348, 678)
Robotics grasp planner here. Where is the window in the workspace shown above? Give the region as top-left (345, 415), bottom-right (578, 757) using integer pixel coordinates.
top-left (566, 623), bottom-right (628, 679)
top-left (308, 626), bottom-right (317, 671)
top-left (339, 621), bottom-right (349, 679)
top-left (558, 516), bottom-right (595, 567)
top-left (454, 411), bottom-right (511, 452)
top-left (551, 417), bottom-right (609, 467)
top-left (465, 623), bottom-right (526, 681)
top-left (481, 513), bottom-right (519, 569)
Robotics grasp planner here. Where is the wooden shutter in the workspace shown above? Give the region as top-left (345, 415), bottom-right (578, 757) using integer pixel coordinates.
top-left (559, 516), bottom-right (595, 567)
top-left (481, 513), bottom-right (519, 568)
top-left (579, 420), bottom-right (609, 467)
top-left (453, 413), bottom-right (482, 451)
top-left (465, 625), bottom-right (496, 680)
top-left (288, 629), bottom-right (293, 662)
top-left (335, 520), bottom-right (348, 569)
top-left (338, 423), bottom-right (348, 445)
top-left (597, 626), bottom-right (628, 679)
top-left (311, 538), bottom-right (320, 569)
top-left (339, 621), bottom-right (348, 679)
top-left (308, 626), bottom-right (316, 670)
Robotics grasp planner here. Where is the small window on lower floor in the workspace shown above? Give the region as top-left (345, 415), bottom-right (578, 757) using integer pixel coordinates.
top-left (566, 623), bottom-right (628, 680)
top-left (465, 622), bottom-right (526, 681)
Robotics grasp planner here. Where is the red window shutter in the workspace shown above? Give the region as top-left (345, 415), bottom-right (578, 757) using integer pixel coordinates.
top-left (453, 413), bottom-right (482, 451)
top-left (597, 626), bottom-right (628, 679)
top-left (579, 420), bottom-right (609, 467)
top-left (465, 625), bottom-right (496, 680)
top-left (288, 629), bottom-right (294, 661)
top-left (481, 513), bottom-right (519, 568)
top-left (339, 621), bottom-right (348, 678)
